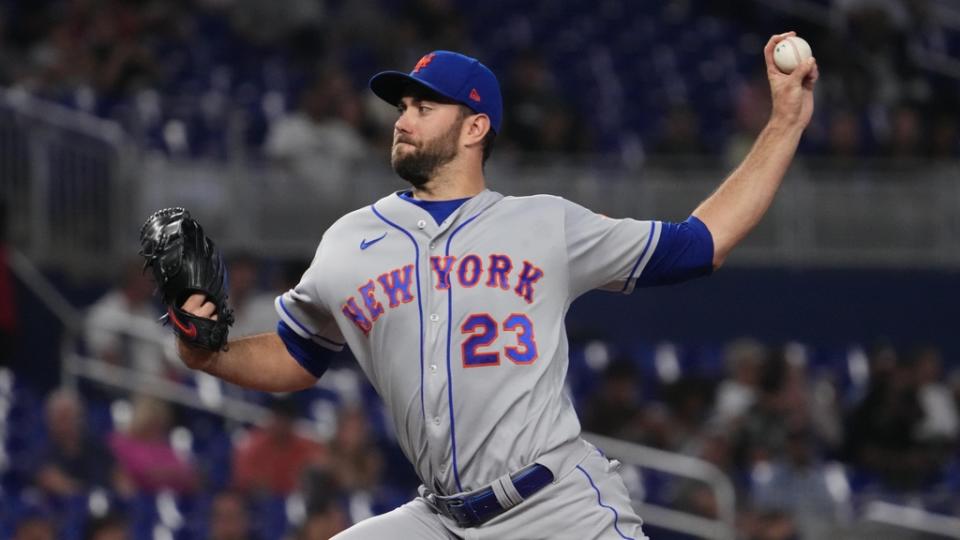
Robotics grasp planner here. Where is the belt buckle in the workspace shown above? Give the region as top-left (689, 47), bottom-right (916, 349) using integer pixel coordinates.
top-left (438, 495), bottom-right (476, 527)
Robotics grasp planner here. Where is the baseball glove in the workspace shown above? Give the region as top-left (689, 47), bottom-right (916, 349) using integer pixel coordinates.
top-left (138, 207), bottom-right (234, 350)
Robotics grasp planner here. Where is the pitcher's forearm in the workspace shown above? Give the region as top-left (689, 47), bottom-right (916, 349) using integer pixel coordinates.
top-left (197, 333), bottom-right (317, 392)
top-left (693, 119), bottom-right (804, 267)
top-left (693, 32), bottom-right (818, 268)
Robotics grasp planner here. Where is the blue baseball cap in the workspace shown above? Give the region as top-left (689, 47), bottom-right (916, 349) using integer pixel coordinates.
top-left (369, 51), bottom-right (503, 133)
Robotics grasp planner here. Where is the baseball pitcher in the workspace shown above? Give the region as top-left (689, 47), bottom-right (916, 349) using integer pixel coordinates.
top-left (143, 32), bottom-right (818, 539)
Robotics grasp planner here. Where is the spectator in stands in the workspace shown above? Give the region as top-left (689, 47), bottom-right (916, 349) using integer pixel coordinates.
top-left (881, 103), bottom-right (922, 160)
top-left (11, 513), bottom-right (55, 540)
top-left (750, 427), bottom-right (849, 540)
top-left (501, 50), bottom-right (590, 156)
top-left (712, 339), bottom-right (765, 427)
top-left (233, 396), bottom-right (329, 496)
top-left (300, 466), bottom-right (347, 520)
top-left (913, 346), bottom-right (959, 473)
top-left (406, 0), bottom-right (466, 46)
top-left (914, 347), bottom-right (958, 438)
top-left (663, 377), bottom-right (715, 452)
top-left (0, 198), bottom-right (19, 368)
top-left (327, 406), bottom-right (383, 494)
top-left (667, 427), bottom-right (732, 520)
top-left (824, 109), bottom-right (864, 159)
top-left (33, 389), bottom-right (116, 498)
top-left (83, 512), bottom-right (129, 540)
top-left (19, 0), bottom-right (162, 102)
top-left (226, 253), bottom-right (278, 338)
top-left (734, 350), bottom-right (809, 467)
top-left (844, 345), bottom-right (929, 490)
top-left (83, 8), bottom-right (160, 101)
top-left (264, 69), bottom-right (368, 200)
top-left (0, 9), bottom-right (19, 85)
top-left (296, 500), bottom-right (349, 540)
top-left (228, 0), bottom-right (324, 47)
top-left (581, 360), bottom-right (644, 441)
top-left (724, 77), bottom-right (772, 167)
top-left (209, 489), bottom-right (259, 540)
top-left (776, 344), bottom-right (842, 453)
top-left (109, 395), bottom-right (197, 495)
top-left (84, 260), bottom-right (171, 377)
top-left (831, 0), bottom-right (919, 109)
top-left (651, 105), bottom-right (709, 158)
top-left (927, 114), bottom-right (959, 160)
top-left (744, 509), bottom-right (799, 540)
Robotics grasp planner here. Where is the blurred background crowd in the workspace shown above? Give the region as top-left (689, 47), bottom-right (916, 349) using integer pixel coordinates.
top-left (1, 256), bottom-right (958, 539)
top-left (0, 0), bottom-right (958, 539)
top-left (1, 0), bottom-right (957, 167)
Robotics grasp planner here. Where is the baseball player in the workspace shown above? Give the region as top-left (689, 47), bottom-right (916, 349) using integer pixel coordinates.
top-left (174, 33), bottom-right (818, 539)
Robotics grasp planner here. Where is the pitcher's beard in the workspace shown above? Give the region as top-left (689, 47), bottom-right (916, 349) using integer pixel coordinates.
top-left (391, 125), bottom-right (460, 188)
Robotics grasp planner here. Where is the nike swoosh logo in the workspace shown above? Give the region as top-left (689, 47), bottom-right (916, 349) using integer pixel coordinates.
top-left (168, 307), bottom-right (198, 339)
top-left (360, 232), bottom-right (388, 250)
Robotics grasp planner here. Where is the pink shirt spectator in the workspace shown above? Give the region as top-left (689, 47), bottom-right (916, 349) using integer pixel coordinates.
top-left (109, 432), bottom-right (197, 494)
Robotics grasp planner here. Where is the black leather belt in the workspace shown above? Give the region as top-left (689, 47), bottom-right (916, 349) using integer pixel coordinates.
top-left (431, 463), bottom-right (555, 528)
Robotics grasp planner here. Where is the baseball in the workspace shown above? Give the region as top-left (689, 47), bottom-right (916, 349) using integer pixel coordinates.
top-left (774, 36), bottom-right (812, 74)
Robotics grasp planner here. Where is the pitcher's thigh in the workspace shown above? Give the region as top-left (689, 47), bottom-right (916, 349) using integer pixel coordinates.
top-left (480, 452), bottom-right (647, 540)
top-left (332, 498), bottom-right (453, 540)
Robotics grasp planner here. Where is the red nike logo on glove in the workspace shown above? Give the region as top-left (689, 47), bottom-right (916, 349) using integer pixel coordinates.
top-left (168, 307), bottom-right (198, 339)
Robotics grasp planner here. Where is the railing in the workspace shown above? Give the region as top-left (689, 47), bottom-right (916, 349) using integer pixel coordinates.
top-left (13, 244), bottom-right (960, 539)
top-left (3, 89), bottom-right (959, 274)
top-left (0, 88), bottom-right (135, 277)
top-left (136, 155), bottom-right (960, 268)
top-left (864, 501), bottom-right (960, 539)
top-left (10, 239), bottom-right (739, 538)
top-left (583, 432), bottom-right (737, 540)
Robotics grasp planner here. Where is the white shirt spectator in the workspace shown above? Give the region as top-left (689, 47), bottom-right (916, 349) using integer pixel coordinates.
top-left (265, 113), bottom-right (367, 199)
top-left (916, 383), bottom-right (959, 440)
top-left (84, 290), bottom-right (174, 376)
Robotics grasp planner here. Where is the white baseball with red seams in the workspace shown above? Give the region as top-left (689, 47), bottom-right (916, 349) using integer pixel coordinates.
top-left (773, 36), bottom-right (813, 74)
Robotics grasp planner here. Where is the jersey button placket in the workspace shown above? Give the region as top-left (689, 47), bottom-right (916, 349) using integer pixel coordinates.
top-left (417, 224), bottom-right (449, 483)
top-left (427, 311), bottom-right (442, 377)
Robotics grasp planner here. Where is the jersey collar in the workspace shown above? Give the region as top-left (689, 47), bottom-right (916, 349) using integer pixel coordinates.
top-left (373, 189), bottom-right (504, 237)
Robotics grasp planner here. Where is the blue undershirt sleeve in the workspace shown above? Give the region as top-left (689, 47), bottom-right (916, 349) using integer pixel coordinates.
top-left (635, 215), bottom-right (715, 287)
top-left (276, 319), bottom-right (336, 378)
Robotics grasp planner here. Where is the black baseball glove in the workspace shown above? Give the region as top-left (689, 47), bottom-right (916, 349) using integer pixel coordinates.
top-left (139, 207), bottom-right (234, 350)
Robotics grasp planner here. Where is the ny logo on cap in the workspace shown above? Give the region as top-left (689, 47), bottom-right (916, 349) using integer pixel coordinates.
top-left (412, 53), bottom-right (436, 73)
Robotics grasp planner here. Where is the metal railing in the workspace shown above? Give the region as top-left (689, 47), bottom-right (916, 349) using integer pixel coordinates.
top-left (583, 432), bottom-right (737, 540)
top-left (864, 501), bottom-right (960, 539)
top-left (10, 239), bottom-right (739, 538)
top-left (134, 155), bottom-right (960, 269)
top-left (14, 244), bottom-right (960, 539)
top-left (0, 88), bottom-right (136, 277)
top-left (3, 89), bottom-right (959, 275)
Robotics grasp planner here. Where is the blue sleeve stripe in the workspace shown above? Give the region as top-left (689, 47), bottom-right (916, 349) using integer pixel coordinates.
top-left (277, 320), bottom-right (334, 379)
top-left (276, 296), bottom-right (345, 348)
top-left (621, 221), bottom-right (658, 293)
top-left (634, 215), bottom-right (714, 288)
top-left (276, 296), bottom-right (313, 337)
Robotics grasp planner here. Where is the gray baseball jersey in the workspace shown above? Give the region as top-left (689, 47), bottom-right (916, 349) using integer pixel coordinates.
top-left (276, 189), bottom-right (660, 496)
